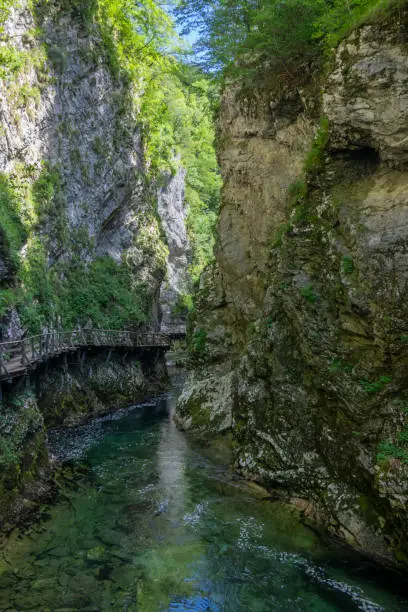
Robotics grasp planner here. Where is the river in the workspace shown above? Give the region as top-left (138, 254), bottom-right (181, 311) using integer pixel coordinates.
top-left (0, 373), bottom-right (407, 611)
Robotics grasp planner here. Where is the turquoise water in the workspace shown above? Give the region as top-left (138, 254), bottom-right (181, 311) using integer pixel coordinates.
top-left (0, 374), bottom-right (407, 611)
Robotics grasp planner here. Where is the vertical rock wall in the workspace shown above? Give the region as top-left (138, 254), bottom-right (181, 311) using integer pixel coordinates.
top-left (177, 82), bottom-right (317, 432)
top-left (178, 9), bottom-right (408, 567)
top-left (0, 0), bottom-right (190, 334)
top-left (158, 167), bottom-right (190, 335)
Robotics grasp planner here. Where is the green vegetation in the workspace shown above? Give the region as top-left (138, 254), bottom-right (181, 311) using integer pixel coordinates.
top-left (0, 45), bottom-right (27, 79)
top-left (140, 66), bottom-right (221, 281)
top-left (15, 83), bottom-right (41, 109)
top-left (342, 256), bottom-right (355, 275)
top-left (272, 223), bottom-right (291, 248)
top-left (313, 0), bottom-right (401, 53)
top-left (69, 148), bottom-right (82, 167)
top-left (92, 136), bottom-right (105, 156)
top-left (329, 359), bottom-right (354, 373)
top-left (173, 0), bottom-right (402, 79)
top-left (1, 1), bottom-right (46, 81)
top-left (377, 400), bottom-right (408, 465)
top-left (174, 0), bottom-right (323, 76)
top-left (190, 328), bottom-right (207, 356)
top-left (288, 180), bottom-right (307, 205)
top-left (57, 257), bottom-right (149, 330)
top-left (292, 204), bottom-right (307, 224)
top-left (173, 292), bottom-right (194, 316)
top-left (0, 289), bottom-right (19, 317)
top-left (272, 181), bottom-right (309, 247)
top-left (19, 245), bottom-right (150, 333)
top-left (0, 174), bottom-right (26, 269)
top-left (32, 163), bottom-right (68, 247)
top-left (273, 122), bottom-right (330, 246)
top-left (0, 0), bottom-right (14, 26)
top-left (300, 284), bottom-right (318, 304)
top-left (377, 440), bottom-right (408, 465)
top-left (359, 375), bottom-right (392, 393)
top-left (304, 116), bottom-right (330, 173)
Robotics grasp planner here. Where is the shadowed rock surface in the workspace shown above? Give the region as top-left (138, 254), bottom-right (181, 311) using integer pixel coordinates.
top-left (178, 8), bottom-right (408, 567)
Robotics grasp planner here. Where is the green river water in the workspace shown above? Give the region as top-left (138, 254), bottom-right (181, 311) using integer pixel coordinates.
top-left (0, 373), bottom-right (407, 611)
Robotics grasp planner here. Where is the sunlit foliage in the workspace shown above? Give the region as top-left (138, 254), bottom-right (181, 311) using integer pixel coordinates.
top-left (172, 0), bottom-right (402, 78)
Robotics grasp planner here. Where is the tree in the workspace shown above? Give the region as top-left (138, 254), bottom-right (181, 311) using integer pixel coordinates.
top-left (171, 0), bottom-right (396, 79)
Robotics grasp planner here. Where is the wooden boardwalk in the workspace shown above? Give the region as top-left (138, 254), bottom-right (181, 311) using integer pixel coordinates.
top-left (0, 329), bottom-right (171, 382)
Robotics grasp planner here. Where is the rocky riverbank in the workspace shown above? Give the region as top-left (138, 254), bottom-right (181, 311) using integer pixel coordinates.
top-left (0, 350), bottom-right (168, 539)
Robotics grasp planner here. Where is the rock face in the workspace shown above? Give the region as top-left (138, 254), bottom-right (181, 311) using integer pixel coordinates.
top-left (38, 350), bottom-right (168, 427)
top-left (1, 307), bottom-right (23, 341)
top-left (324, 24), bottom-right (408, 164)
top-left (178, 80), bottom-right (317, 432)
top-left (1, 4), bottom-right (144, 253)
top-left (0, 393), bottom-right (50, 540)
top-left (158, 168), bottom-right (190, 335)
top-left (0, 0), bottom-right (189, 331)
top-left (178, 9), bottom-right (408, 567)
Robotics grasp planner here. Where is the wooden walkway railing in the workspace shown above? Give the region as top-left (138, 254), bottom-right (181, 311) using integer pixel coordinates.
top-left (0, 329), bottom-right (171, 381)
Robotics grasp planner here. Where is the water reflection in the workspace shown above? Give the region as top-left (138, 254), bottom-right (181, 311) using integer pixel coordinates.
top-left (157, 376), bottom-right (189, 525)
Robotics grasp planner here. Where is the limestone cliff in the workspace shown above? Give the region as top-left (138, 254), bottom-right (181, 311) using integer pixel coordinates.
top-left (0, 0), bottom-right (190, 336)
top-left (177, 80), bottom-right (317, 431)
top-left (158, 167), bottom-right (190, 336)
top-left (178, 7), bottom-right (408, 567)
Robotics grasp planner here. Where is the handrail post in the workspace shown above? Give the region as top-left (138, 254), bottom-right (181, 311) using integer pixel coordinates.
top-left (21, 339), bottom-right (27, 366)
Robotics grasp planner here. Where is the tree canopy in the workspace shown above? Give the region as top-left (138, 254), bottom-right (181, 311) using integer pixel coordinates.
top-left (172, 0), bottom-right (401, 78)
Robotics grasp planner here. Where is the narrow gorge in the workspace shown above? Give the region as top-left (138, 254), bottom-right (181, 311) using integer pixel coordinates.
top-left (1, 0), bottom-right (408, 610)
